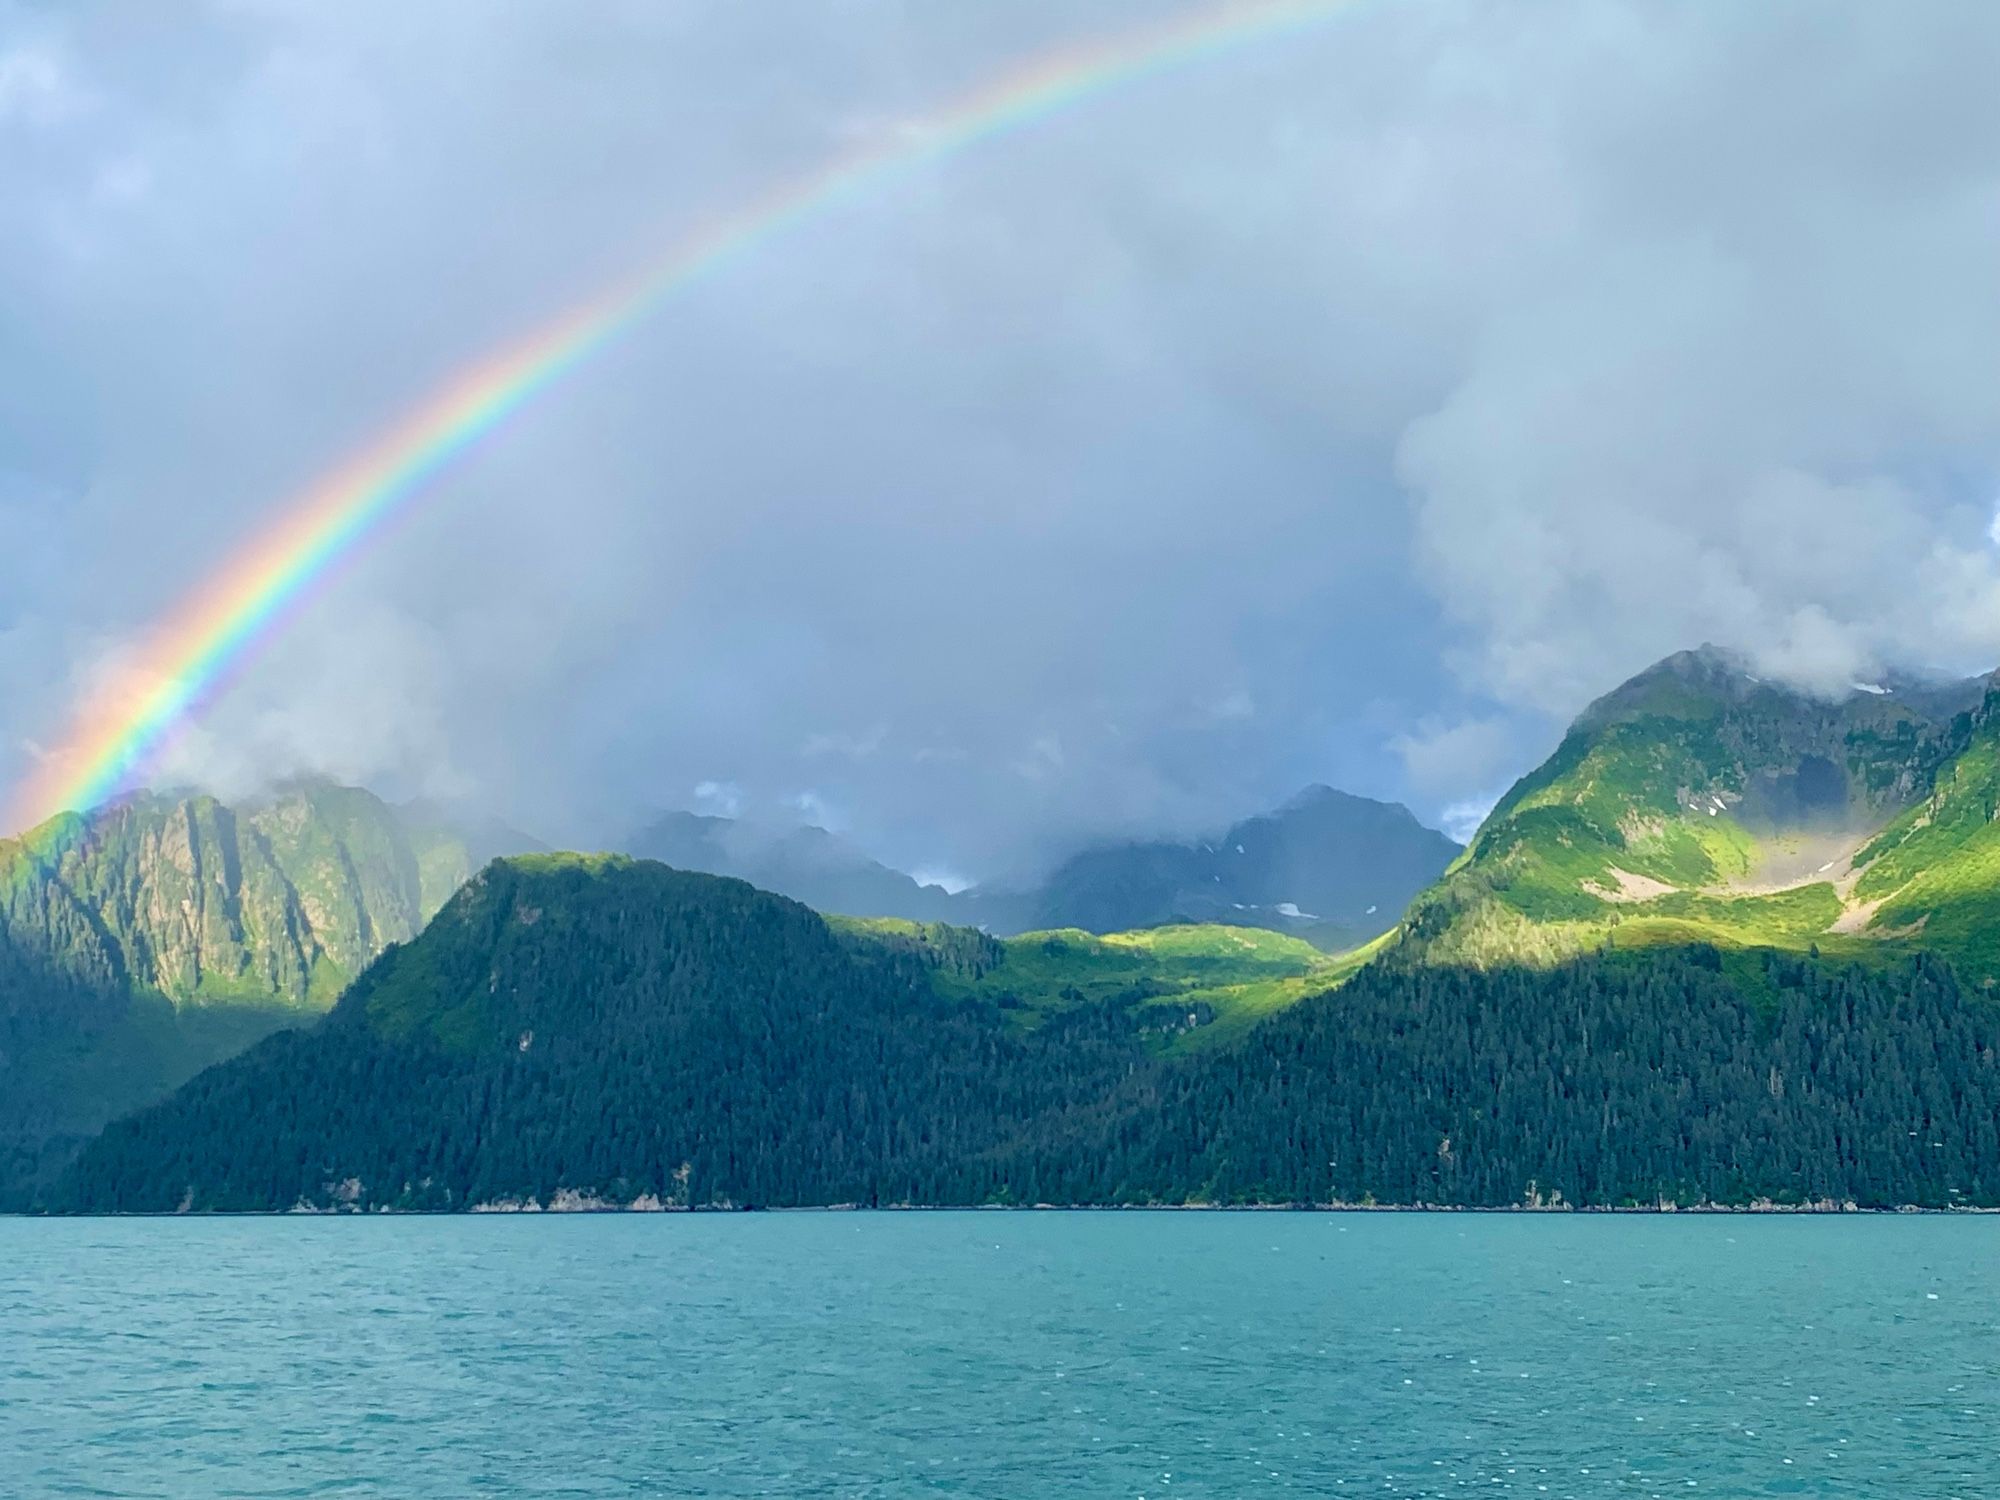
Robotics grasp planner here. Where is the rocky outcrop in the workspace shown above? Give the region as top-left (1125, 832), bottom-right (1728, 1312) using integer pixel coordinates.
top-left (1, 780), bottom-right (476, 1008)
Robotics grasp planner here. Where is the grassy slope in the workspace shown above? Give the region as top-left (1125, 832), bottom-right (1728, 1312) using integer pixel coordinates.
top-left (1843, 736), bottom-right (2000, 985)
top-left (831, 915), bottom-right (1388, 1054)
top-left (1405, 713), bottom-right (1844, 965)
top-left (1401, 665), bottom-right (2000, 980)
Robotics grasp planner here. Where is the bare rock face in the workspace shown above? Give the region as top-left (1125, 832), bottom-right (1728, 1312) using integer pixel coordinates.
top-left (0, 781), bottom-right (496, 1200)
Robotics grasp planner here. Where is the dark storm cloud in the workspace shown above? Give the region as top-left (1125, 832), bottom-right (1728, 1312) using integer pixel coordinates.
top-left (1, 1), bottom-right (1996, 877)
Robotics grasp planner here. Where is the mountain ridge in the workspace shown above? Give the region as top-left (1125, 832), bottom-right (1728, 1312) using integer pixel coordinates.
top-left (1019, 784), bottom-right (1459, 947)
top-left (0, 779), bottom-right (512, 1197)
top-left (624, 810), bottom-right (968, 925)
top-left (1400, 645), bottom-right (2000, 976)
top-left (624, 785), bottom-right (1458, 947)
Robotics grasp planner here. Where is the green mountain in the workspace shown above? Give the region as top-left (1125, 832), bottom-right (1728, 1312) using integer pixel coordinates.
top-left (1022, 785), bottom-right (1459, 947)
top-left (1402, 646), bottom-right (2000, 975)
top-left (832, 913), bottom-right (1379, 1054)
top-left (0, 780), bottom-right (488, 1196)
top-left (59, 855), bottom-right (2000, 1212)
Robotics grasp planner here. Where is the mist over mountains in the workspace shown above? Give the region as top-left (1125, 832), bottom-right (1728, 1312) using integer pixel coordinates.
top-left (625, 784), bottom-right (1460, 947)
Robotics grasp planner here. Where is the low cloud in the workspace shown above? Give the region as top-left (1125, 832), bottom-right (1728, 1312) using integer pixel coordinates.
top-left (1394, 3), bottom-right (2000, 716)
top-left (1390, 716), bottom-right (1518, 803)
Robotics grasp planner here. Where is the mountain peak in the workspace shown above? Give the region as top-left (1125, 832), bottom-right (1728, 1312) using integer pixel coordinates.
top-left (1026, 787), bottom-right (1457, 945)
top-left (1404, 646), bottom-right (2000, 974)
top-left (1276, 783), bottom-right (1364, 814)
top-left (1585, 645), bottom-right (1990, 730)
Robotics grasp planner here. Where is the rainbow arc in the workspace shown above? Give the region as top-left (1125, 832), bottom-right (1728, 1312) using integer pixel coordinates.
top-left (5, 0), bottom-right (1355, 843)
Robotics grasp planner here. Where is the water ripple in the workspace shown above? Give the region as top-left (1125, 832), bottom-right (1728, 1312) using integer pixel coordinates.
top-left (0, 1214), bottom-right (1994, 1497)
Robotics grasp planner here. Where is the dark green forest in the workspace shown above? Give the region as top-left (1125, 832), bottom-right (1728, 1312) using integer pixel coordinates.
top-left (54, 855), bottom-right (2000, 1213)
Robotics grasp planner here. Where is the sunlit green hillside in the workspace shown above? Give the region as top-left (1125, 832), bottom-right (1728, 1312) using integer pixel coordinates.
top-left (1400, 647), bottom-right (2000, 980)
top-left (831, 915), bottom-right (1387, 1053)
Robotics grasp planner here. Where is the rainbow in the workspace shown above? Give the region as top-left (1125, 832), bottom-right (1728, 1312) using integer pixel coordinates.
top-left (6, 0), bottom-right (1355, 840)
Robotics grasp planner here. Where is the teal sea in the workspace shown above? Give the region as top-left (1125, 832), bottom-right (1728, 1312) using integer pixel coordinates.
top-left (1, 1213), bottom-right (1994, 1497)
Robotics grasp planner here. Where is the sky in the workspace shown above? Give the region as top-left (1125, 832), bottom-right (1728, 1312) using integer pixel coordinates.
top-left (1, 0), bottom-right (1997, 881)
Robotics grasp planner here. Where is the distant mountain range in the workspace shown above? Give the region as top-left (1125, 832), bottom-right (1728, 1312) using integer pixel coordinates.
top-left (624, 812), bottom-right (968, 926)
top-left (622, 785), bottom-right (1461, 948)
top-left (1020, 785), bottom-right (1460, 947)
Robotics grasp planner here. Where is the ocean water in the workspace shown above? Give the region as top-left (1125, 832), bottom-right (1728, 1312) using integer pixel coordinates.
top-left (1, 1214), bottom-right (1995, 1497)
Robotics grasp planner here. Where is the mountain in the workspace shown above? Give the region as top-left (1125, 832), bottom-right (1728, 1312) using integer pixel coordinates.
top-left (624, 811), bottom-right (973, 925)
top-left (1402, 645), bottom-right (2000, 974)
top-left (57, 856), bottom-right (1159, 1211)
top-left (623, 787), bottom-right (1455, 946)
top-left (1024, 786), bottom-right (1459, 947)
top-left (68, 645), bottom-right (2000, 1214)
top-left (59, 855), bottom-right (2000, 1212)
top-left (0, 779), bottom-right (501, 1197)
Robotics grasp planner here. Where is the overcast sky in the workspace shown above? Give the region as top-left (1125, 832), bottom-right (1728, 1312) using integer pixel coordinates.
top-left (2, 0), bottom-right (1998, 880)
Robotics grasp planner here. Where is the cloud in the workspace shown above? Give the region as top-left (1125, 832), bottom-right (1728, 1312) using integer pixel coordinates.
top-left (0, 1), bottom-right (1994, 877)
top-left (690, 780), bottom-right (741, 819)
top-left (1437, 796), bottom-right (1498, 847)
top-left (0, 45), bottom-right (86, 130)
top-left (787, 790), bottom-right (842, 833)
top-left (1391, 3), bottom-right (2000, 714)
top-left (1390, 716), bottom-right (1517, 802)
top-left (148, 601), bottom-right (468, 806)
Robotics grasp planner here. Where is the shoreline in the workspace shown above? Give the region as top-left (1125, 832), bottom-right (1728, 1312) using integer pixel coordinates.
top-left (14, 1199), bottom-right (2000, 1219)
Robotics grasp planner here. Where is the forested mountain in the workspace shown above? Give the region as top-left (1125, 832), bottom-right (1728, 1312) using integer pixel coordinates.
top-left (59, 857), bottom-right (1150, 1212)
top-left (59, 855), bottom-right (2000, 1212)
top-left (1025, 785), bottom-right (1459, 947)
top-left (1057, 946), bottom-right (2000, 1210)
top-left (0, 780), bottom-right (502, 1197)
top-left (1403, 646), bottom-right (2000, 975)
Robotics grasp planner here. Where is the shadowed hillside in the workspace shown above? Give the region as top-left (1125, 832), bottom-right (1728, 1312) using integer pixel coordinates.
top-left (0, 780), bottom-right (515, 1200)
